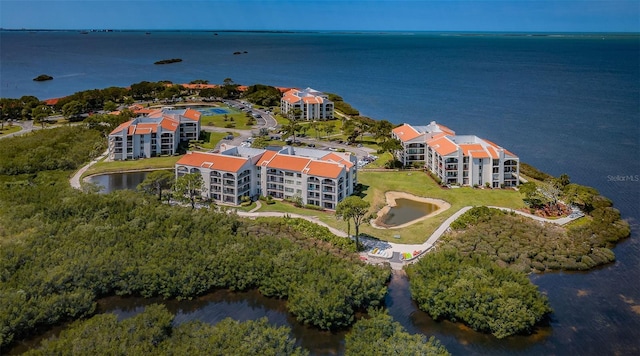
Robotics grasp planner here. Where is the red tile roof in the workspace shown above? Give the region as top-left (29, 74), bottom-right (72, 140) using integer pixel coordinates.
top-left (44, 98), bottom-right (61, 105)
top-left (266, 155), bottom-right (312, 172)
top-left (160, 118), bottom-right (179, 131)
top-left (321, 152), bottom-right (354, 168)
top-left (428, 136), bottom-right (458, 156)
top-left (257, 150), bottom-right (278, 166)
top-left (176, 151), bottom-right (248, 172)
top-left (305, 160), bottom-right (342, 179)
top-left (182, 108), bottom-right (201, 121)
top-left (110, 120), bottom-right (133, 135)
top-left (302, 96), bottom-right (323, 104)
top-left (460, 144), bottom-right (484, 156)
top-left (392, 124), bottom-right (422, 142)
top-left (134, 123), bottom-right (158, 134)
top-left (437, 124), bottom-right (455, 135)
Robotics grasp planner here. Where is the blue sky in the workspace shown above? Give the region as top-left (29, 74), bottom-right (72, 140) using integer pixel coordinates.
top-left (1, 0), bottom-right (638, 32)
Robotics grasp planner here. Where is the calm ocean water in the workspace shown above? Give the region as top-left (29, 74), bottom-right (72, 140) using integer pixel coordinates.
top-left (2, 31), bottom-right (639, 355)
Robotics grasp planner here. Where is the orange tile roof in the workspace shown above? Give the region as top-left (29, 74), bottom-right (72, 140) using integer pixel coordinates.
top-left (134, 123), bottom-right (158, 134)
top-left (266, 155), bottom-right (312, 172)
top-left (437, 124), bottom-right (455, 135)
top-left (302, 96), bottom-right (323, 104)
top-left (486, 145), bottom-right (499, 159)
top-left (178, 83), bottom-right (219, 89)
top-left (460, 144), bottom-right (483, 156)
top-left (428, 136), bottom-right (458, 156)
top-left (146, 109), bottom-right (164, 118)
top-left (128, 104), bottom-right (144, 111)
top-left (128, 126), bottom-right (135, 135)
top-left (176, 152), bottom-right (248, 172)
top-left (305, 161), bottom-right (343, 179)
top-left (133, 108), bottom-right (154, 115)
top-left (321, 152), bottom-right (354, 168)
top-left (160, 118), bottom-right (179, 131)
top-left (44, 98), bottom-right (61, 105)
top-left (182, 108), bottom-right (201, 121)
top-left (392, 124), bottom-right (422, 142)
top-left (460, 144), bottom-right (491, 158)
top-left (504, 149), bottom-right (518, 158)
top-left (110, 120), bottom-right (133, 135)
top-left (282, 92), bottom-right (300, 104)
top-left (427, 132), bottom-right (448, 141)
top-left (257, 150), bottom-right (278, 166)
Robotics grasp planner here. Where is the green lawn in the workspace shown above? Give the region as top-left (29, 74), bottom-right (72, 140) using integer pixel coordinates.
top-left (256, 170), bottom-right (525, 245)
top-left (366, 152), bottom-right (393, 168)
top-left (83, 156), bottom-right (181, 178)
top-left (0, 125), bottom-right (22, 136)
top-left (355, 171), bottom-right (525, 243)
top-left (197, 131), bottom-right (229, 150)
top-left (201, 107), bottom-right (256, 130)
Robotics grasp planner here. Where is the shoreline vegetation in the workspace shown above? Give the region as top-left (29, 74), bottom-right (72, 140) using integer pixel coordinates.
top-left (0, 80), bottom-right (631, 350)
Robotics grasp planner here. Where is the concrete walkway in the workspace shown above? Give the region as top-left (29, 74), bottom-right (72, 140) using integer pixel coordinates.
top-left (70, 150), bottom-right (109, 190)
top-left (487, 206), bottom-right (582, 225)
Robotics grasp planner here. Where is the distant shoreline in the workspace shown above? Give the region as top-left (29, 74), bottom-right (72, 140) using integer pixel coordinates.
top-left (1, 29), bottom-right (638, 36)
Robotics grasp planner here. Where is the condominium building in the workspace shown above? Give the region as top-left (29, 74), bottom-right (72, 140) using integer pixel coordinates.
top-left (392, 122), bottom-right (520, 188)
top-left (280, 87), bottom-right (334, 120)
top-left (175, 145), bottom-right (357, 209)
top-left (108, 107), bottom-right (200, 160)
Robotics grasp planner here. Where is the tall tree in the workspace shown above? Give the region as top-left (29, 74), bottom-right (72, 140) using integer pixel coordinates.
top-left (322, 122), bottom-right (336, 140)
top-left (284, 109), bottom-right (302, 143)
top-left (103, 101), bottom-right (118, 112)
top-left (174, 172), bottom-right (206, 209)
top-left (62, 100), bottom-right (85, 122)
top-left (32, 104), bottom-right (53, 128)
top-left (138, 170), bottom-right (175, 201)
top-left (372, 120), bottom-right (394, 143)
top-left (336, 196), bottom-right (371, 250)
top-left (380, 139), bottom-right (403, 162)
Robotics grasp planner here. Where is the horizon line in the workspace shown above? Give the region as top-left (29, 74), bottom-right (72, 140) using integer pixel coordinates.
top-left (1, 28), bottom-right (639, 35)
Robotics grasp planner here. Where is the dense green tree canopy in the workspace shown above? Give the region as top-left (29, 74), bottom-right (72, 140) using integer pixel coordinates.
top-left (407, 249), bottom-right (552, 339)
top-left (345, 309), bottom-right (450, 356)
top-left (444, 207), bottom-right (627, 272)
top-left (243, 84), bottom-right (282, 107)
top-left (0, 126), bottom-right (106, 175)
top-left (25, 305), bottom-right (308, 355)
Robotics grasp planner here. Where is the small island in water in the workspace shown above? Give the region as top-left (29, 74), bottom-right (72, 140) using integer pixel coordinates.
top-left (33, 74), bottom-right (53, 82)
top-left (154, 58), bottom-right (183, 65)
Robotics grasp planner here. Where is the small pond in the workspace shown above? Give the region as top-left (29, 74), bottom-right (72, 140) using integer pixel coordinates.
top-left (86, 171), bottom-right (150, 193)
top-left (378, 198), bottom-right (439, 227)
